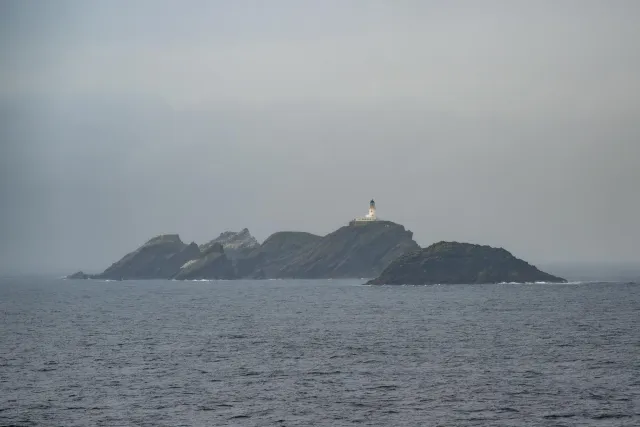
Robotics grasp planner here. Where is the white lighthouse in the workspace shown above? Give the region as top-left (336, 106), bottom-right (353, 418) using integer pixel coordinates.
top-left (366, 199), bottom-right (377, 219)
top-left (350, 199), bottom-right (379, 225)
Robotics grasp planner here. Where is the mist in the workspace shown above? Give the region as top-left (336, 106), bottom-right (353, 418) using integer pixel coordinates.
top-left (1, 1), bottom-right (639, 275)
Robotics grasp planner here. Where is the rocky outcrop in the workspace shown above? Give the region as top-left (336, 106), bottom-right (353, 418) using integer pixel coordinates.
top-left (235, 231), bottom-right (323, 278)
top-left (200, 228), bottom-right (259, 260)
top-left (235, 221), bottom-right (419, 279)
top-left (276, 221), bottom-right (420, 278)
top-left (173, 243), bottom-right (235, 280)
top-left (159, 242), bottom-right (202, 278)
top-left (95, 234), bottom-right (200, 280)
top-left (366, 241), bottom-right (567, 285)
top-left (66, 271), bottom-right (91, 280)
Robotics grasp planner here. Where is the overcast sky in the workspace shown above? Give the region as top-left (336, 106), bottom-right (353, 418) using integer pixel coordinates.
top-left (1, 1), bottom-right (639, 274)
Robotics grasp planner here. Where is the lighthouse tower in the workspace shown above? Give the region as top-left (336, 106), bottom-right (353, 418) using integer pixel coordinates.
top-left (367, 199), bottom-right (377, 219)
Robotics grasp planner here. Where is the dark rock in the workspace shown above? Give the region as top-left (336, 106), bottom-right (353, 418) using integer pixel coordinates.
top-left (173, 244), bottom-right (235, 280)
top-left (235, 231), bottom-right (322, 278)
top-left (237, 221), bottom-right (419, 279)
top-left (260, 231), bottom-right (322, 253)
top-left (366, 241), bottom-right (567, 285)
top-left (200, 228), bottom-right (259, 260)
top-left (281, 221), bottom-right (419, 279)
top-left (252, 268), bottom-right (267, 280)
top-left (66, 271), bottom-right (90, 280)
top-left (96, 234), bottom-right (199, 280)
top-left (161, 242), bottom-right (202, 277)
top-left (201, 242), bottom-right (224, 256)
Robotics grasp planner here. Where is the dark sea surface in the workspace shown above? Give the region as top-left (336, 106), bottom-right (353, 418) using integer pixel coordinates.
top-left (1, 278), bottom-right (639, 426)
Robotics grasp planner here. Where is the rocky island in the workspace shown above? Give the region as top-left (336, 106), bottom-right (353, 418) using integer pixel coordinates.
top-left (366, 241), bottom-right (567, 285)
top-left (67, 200), bottom-right (565, 284)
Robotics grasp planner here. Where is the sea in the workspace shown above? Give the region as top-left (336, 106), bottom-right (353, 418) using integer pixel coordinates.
top-left (1, 277), bottom-right (639, 426)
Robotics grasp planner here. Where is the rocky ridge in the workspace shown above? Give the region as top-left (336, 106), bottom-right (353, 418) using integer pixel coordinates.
top-left (275, 221), bottom-right (419, 279)
top-left (199, 228), bottom-right (259, 260)
top-left (67, 222), bottom-right (420, 280)
top-left (94, 234), bottom-right (201, 280)
top-left (366, 241), bottom-right (567, 285)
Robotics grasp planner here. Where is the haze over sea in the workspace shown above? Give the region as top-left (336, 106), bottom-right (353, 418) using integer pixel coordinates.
top-left (1, 277), bottom-right (638, 426)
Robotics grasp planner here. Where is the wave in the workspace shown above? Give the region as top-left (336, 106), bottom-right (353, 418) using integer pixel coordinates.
top-left (497, 281), bottom-right (585, 285)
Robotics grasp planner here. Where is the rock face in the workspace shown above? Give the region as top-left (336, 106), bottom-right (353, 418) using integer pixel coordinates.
top-left (200, 228), bottom-right (259, 260)
top-left (173, 243), bottom-right (235, 280)
top-left (69, 231), bottom-right (256, 281)
top-left (236, 221), bottom-right (419, 279)
top-left (96, 234), bottom-right (201, 280)
top-left (235, 231), bottom-right (323, 278)
top-left (366, 241), bottom-right (567, 285)
top-left (278, 221), bottom-right (420, 279)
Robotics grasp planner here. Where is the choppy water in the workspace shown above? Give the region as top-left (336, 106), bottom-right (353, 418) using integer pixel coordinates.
top-left (1, 278), bottom-right (639, 426)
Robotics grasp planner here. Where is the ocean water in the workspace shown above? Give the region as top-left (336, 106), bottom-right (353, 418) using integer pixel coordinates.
top-left (1, 278), bottom-right (639, 426)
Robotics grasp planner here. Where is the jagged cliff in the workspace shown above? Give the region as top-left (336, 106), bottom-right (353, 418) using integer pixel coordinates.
top-left (366, 241), bottom-right (567, 285)
top-left (173, 243), bottom-right (235, 280)
top-left (199, 228), bottom-right (259, 260)
top-left (93, 234), bottom-right (201, 280)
